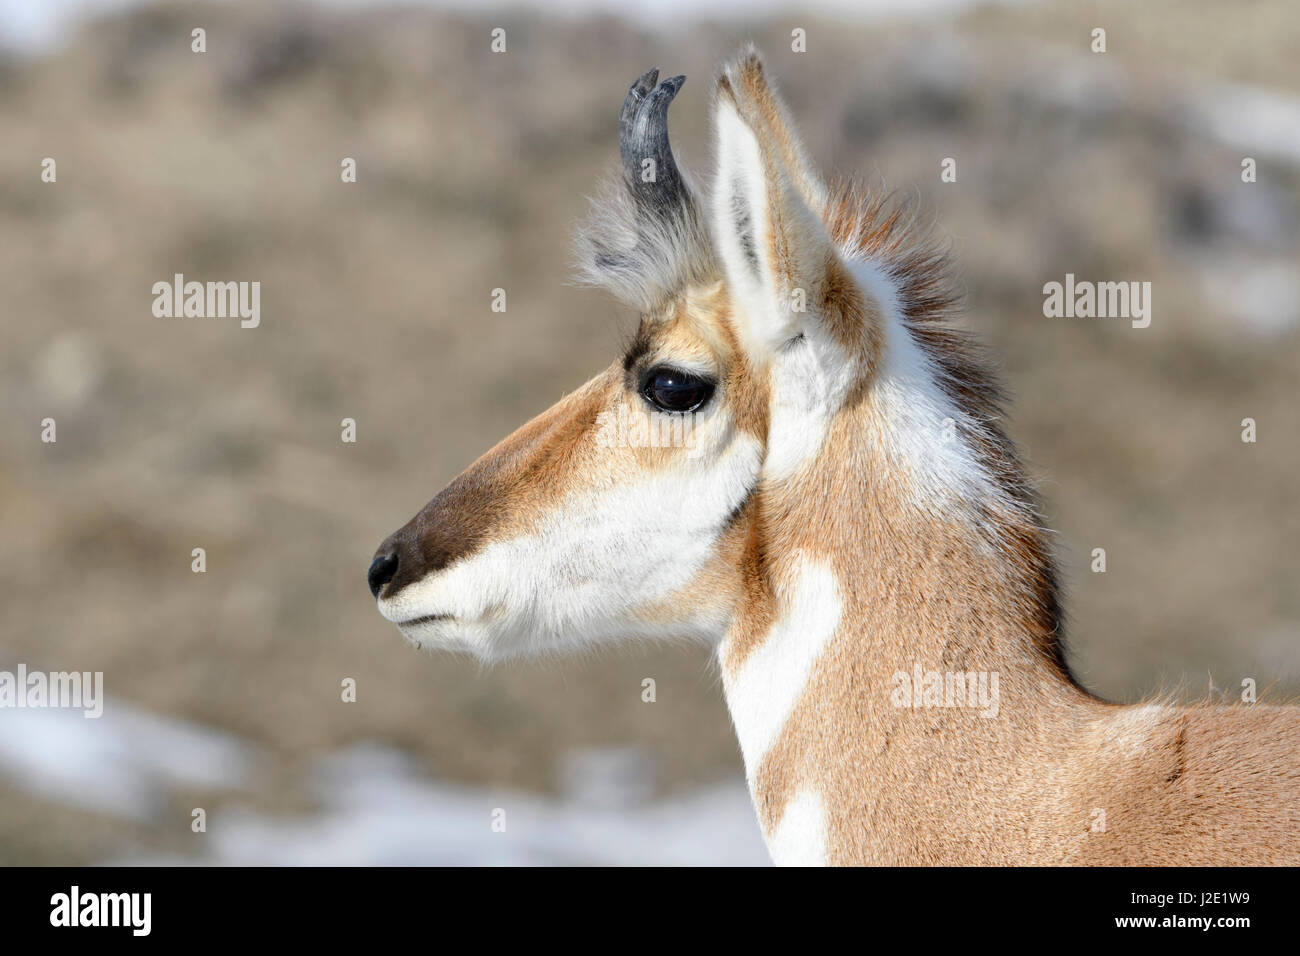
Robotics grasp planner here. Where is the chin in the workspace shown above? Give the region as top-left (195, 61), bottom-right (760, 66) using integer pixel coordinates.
top-left (394, 615), bottom-right (479, 657)
top-left (394, 613), bottom-right (542, 664)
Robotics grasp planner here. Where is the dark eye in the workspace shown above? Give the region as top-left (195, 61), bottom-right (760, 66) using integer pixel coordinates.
top-left (640, 366), bottom-right (714, 413)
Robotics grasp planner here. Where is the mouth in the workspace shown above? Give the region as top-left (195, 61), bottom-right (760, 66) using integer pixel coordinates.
top-left (399, 613), bottom-right (453, 628)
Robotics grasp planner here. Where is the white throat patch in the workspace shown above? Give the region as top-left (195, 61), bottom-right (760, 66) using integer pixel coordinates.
top-left (721, 554), bottom-right (843, 780)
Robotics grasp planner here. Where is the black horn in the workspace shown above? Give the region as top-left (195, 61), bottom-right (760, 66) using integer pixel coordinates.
top-left (576, 67), bottom-right (712, 309)
top-left (619, 68), bottom-right (688, 214)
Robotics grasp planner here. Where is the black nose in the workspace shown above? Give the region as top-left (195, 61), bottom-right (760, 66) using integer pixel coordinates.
top-left (368, 550), bottom-right (399, 598)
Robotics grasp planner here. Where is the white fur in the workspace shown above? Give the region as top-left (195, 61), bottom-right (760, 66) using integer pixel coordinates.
top-left (378, 430), bottom-right (762, 661)
top-left (721, 555), bottom-right (842, 777)
top-left (713, 97), bottom-right (864, 482)
top-left (763, 318), bottom-right (861, 482)
top-left (756, 253), bottom-right (989, 493)
top-left (767, 788), bottom-right (829, 866)
top-left (852, 258), bottom-right (1001, 513)
top-left (573, 175), bottom-right (715, 313)
top-left (711, 98), bottom-right (800, 357)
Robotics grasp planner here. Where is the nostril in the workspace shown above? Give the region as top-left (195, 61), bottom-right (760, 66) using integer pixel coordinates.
top-left (368, 550), bottom-right (400, 598)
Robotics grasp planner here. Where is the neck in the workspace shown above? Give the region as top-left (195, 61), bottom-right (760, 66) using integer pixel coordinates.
top-left (717, 310), bottom-right (1097, 865)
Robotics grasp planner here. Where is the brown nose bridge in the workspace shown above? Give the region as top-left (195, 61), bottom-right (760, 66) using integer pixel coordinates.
top-left (377, 465), bottom-right (504, 598)
top-left (371, 385), bottom-right (599, 599)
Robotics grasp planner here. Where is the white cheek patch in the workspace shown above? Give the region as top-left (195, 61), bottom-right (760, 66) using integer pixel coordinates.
top-left (379, 429), bottom-right (763, 660)
top-left (722, 555), bottom-right (842, 779)
top-left (762, 256), bottom-right (998, 509)
top-left (763, 329), bottom-right (858, 482)
top-left (759, 261), bottom-right (886, 484)
top-left (766, 787), bottom-right (828, 866)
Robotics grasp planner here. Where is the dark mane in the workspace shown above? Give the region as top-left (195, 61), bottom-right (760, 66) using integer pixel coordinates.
top-left (825, 180), bottom-right (1087, 694)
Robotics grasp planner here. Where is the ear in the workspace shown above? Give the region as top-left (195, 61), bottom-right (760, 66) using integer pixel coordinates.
top-left (717, 49), bottom-right (829, 216)
top-left (711, 49), bottom-right (868, 363)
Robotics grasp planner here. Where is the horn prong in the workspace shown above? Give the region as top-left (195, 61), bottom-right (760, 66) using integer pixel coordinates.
top-left (619, 68), bottom-right (660, 148)
top-left (575, 69), bottom-right (714, 310)
top-left (620, 71), bottom-right (688, 213)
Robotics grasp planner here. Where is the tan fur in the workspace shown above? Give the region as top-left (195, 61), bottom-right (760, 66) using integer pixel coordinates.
top-left (733, 408), bottom-right (1298, 864)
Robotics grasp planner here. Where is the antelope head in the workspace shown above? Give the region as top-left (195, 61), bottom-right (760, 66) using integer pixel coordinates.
top-left (369, 51), bottom-right (892, 662)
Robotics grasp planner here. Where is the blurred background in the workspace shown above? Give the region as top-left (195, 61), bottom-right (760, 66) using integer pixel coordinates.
top-left (0, 0), bottom-right (1297, 865)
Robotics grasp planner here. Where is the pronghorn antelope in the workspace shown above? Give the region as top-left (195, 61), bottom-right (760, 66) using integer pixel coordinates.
top-left (369, 50), bottom-right (1300, 866)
